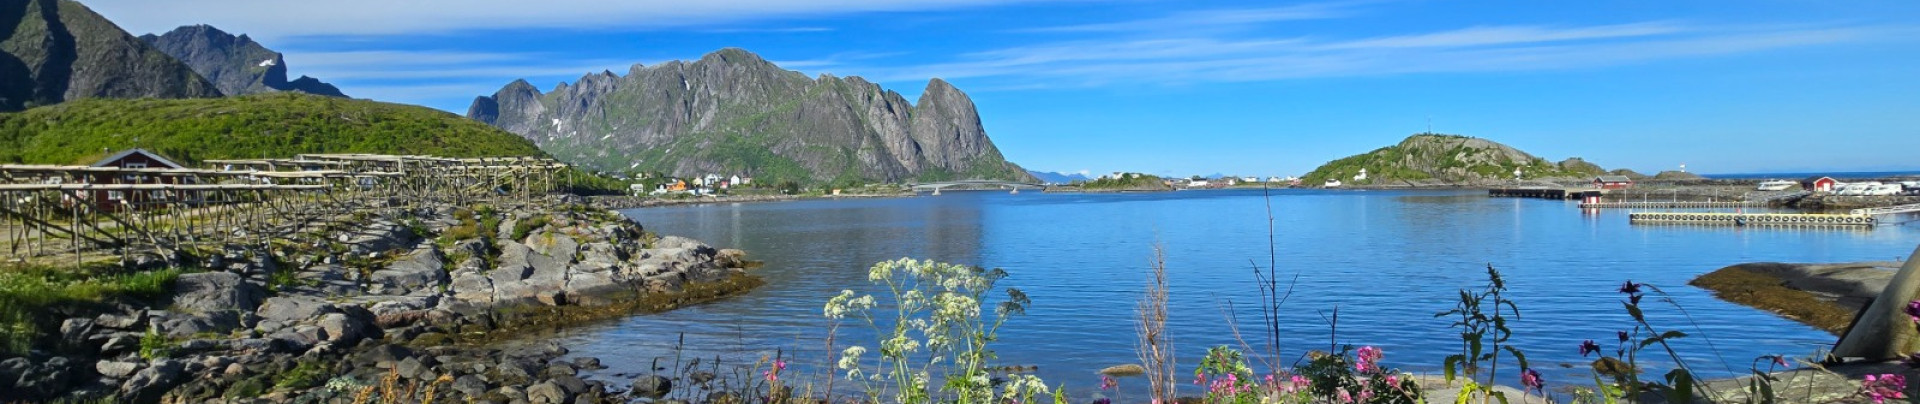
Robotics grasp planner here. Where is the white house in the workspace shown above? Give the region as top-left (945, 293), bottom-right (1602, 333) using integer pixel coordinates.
top-left (1353, 168), bottom-right (1368, 182)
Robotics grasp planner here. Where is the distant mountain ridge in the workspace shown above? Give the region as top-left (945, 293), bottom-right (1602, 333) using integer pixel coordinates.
top-left (140, 24), bottom-right (346, 97)
top-left (0, 0), bottom-right (221, 111)
top-left (1302, 134), bottom-right (1612, 186)
top-left (468, 48), bottom-right (1034, 185)
top-left (1028, 170), bottom-right (1091, 184)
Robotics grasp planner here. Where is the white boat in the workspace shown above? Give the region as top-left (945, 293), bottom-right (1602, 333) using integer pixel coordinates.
top-left (1324, 179), bottom-right (1343, 188)
top-left (1755, 180), bottom-right (1796, 191)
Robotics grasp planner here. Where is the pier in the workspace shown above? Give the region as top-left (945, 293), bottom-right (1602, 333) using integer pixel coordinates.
top-left (1488, 188), bottom-right (1606, 200)
top-left (1579, 201), bottom-right (1770, 209)
top-left (1628, 212), bottom-right (1875, 227)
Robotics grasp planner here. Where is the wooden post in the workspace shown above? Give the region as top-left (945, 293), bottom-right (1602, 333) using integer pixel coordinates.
top-left (1833, 243), bottom-right (1920, 360)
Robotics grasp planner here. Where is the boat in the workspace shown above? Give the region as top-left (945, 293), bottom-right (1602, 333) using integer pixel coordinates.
top-left (1755, 179), bottom-right (1796, 191)
top-left (1324, 180), bottom-right (1343, 188)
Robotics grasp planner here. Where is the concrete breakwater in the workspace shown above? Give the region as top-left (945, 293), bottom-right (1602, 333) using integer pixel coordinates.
top-left (0, 197), bottom-right (758, 403)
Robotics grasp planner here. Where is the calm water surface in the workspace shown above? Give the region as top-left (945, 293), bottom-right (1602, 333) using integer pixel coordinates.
top-left (540, 189), bottom-right (1920, 395)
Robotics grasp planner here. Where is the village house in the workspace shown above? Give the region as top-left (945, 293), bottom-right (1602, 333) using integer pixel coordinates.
top-left (1592, 175), bottom-right (1634, 189)
top-left (1802, 176), bottom-right (1838, 193)
top-left (86, 149), bottom-right (190, 211)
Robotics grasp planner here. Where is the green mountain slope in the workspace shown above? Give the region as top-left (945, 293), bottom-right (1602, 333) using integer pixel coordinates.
top-left (0, 93), bottom-right (544, 164)
top-left (1302, 134), bottom-right (1609, 186)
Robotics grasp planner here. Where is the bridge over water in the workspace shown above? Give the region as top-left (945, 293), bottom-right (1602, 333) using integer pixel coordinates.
top-left (908, 180), bottom-right (1046, 194)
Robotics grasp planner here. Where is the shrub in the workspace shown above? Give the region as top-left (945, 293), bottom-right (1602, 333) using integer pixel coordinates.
top-left (139, 326), bottom-right (173, 360)
top-left (0, 265), bottom-right (182, 355)
top-left (1437, 265), bottom-right (1532, 403)
top-left (275, 359), bottom-right (331, 389)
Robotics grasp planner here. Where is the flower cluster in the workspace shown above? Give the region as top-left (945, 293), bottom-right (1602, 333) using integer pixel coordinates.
top-left (1862, 373), bottom-right (1908, 404)
top-left (824, 258), bottom-right (1039, 404)
top-left (1906, 299), bottom-right (1920, 323)
top-left (1579, 340), bottom-right (1602, 357)
top-left (1354, 346), bottom-right (1383, 373)
top-left (1519, 368), bottom-right (1544, 393)
top-left (1620, 280), bottom-right (1645, 304)
top-left (763, 359), bottom-right (787, 383)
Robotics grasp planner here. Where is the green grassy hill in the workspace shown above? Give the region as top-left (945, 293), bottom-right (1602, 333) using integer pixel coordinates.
top-left (0, 93), bottom-right (545, 164)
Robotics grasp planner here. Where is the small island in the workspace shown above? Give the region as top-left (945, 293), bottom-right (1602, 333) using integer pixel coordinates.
top-left (1044, 172), bottom-right (1174, 192)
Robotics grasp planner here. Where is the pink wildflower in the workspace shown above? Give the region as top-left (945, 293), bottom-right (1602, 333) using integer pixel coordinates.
top-left (763, 360), bottom-right (787, 383)
top-left (1100, 375), bottom-right (1117, 390)
top-left (1862, 374), bottom-right (1908, 404)
top-left (1336, 388), bottom-right (1353, 403)
top-left (1906, 300), bottom-right (1920, 323)
top-left (1520, 368), bottom-right (1544, 393)
top-left (1355, 346), bottom-right (1384, 373)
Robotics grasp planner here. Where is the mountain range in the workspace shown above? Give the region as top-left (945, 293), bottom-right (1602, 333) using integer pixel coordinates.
top-left (1027, 170), bottom-right (1092, 184)
top-left (0, 0), bottom-right (221, 111)
top-left (0, 0), bottom-right (346, 113)
top-left (468, 48), bottom-right (1033, 185)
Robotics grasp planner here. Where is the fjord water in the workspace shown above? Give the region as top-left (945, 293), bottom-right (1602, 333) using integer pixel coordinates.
top-left (554, 189), bottom-right (1920, 393)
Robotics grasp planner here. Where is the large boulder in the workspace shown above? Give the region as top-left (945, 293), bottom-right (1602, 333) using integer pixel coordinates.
top-left (316, 310), bottom-right (379, 345)
top-left (494, 241), bottom-right (570, 306)
top-left (256, 296), bottom-right (334, 326)
top-left (630, 375), bottom-right (671, 399)
top-left (529, 231), bottom-right (580, 259)
top-left (342, 220), bottom-right (416, 256)
top-left (119, 359), bottom-right (184, 404)
top-left (172, 272), bottom-right (265, 314)
top-left (450, 271), bottom-right (495, 304)
top-left (369, 246), bottom-right (448, 295)
top-left (563, 270), bottom-right (622, 306)
top-left (166, 272), bottom-right (266, 337)
top-left (528, 380), bottom-right (568, 404)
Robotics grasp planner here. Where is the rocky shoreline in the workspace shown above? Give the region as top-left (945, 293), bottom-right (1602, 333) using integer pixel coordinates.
top-left (0, 197), bottom-right (760, 403)
top-left (1689, 261), bottom-right (1898, 334)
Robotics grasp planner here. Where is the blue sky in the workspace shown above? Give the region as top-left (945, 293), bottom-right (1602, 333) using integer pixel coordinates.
top-left (89, 0), bottom-right (1920, 177)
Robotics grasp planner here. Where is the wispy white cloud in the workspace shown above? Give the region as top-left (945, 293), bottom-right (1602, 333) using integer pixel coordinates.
top-left (1316, 22), bottom-right (1687, 49)
top-left (813, 22), bottom-right (1914, 88)
top-left (1015, 2), bottom-right (1361, 33)
top-left (278, 49), bottom-right (642, 108)
top-left (83, 0), bottom-right (1060, 40)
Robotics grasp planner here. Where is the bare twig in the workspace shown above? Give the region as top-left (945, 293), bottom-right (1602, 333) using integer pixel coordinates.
top-left (1136, 243), bottom-right (1176, 404)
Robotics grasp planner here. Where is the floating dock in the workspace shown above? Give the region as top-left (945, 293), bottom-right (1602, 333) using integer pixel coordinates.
top-left (1628, 212), bottom-right (1875, 227)
top-left (1579, 201), bottom-right (1769, 209)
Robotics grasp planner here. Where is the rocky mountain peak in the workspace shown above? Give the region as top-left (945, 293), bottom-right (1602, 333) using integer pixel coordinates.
top-left (141, 24), bottom-right (345, 97)
top-left (0, 0), bottom-right (223, 111)
top-left (467, 48), bottom-right (1032, 184)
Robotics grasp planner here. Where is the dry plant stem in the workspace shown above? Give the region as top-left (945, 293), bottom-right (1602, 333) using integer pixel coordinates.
top-left (1137, 243), bottom-right (1175, 404)
top-left (1251, 184), bottom-right (1300, 370)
